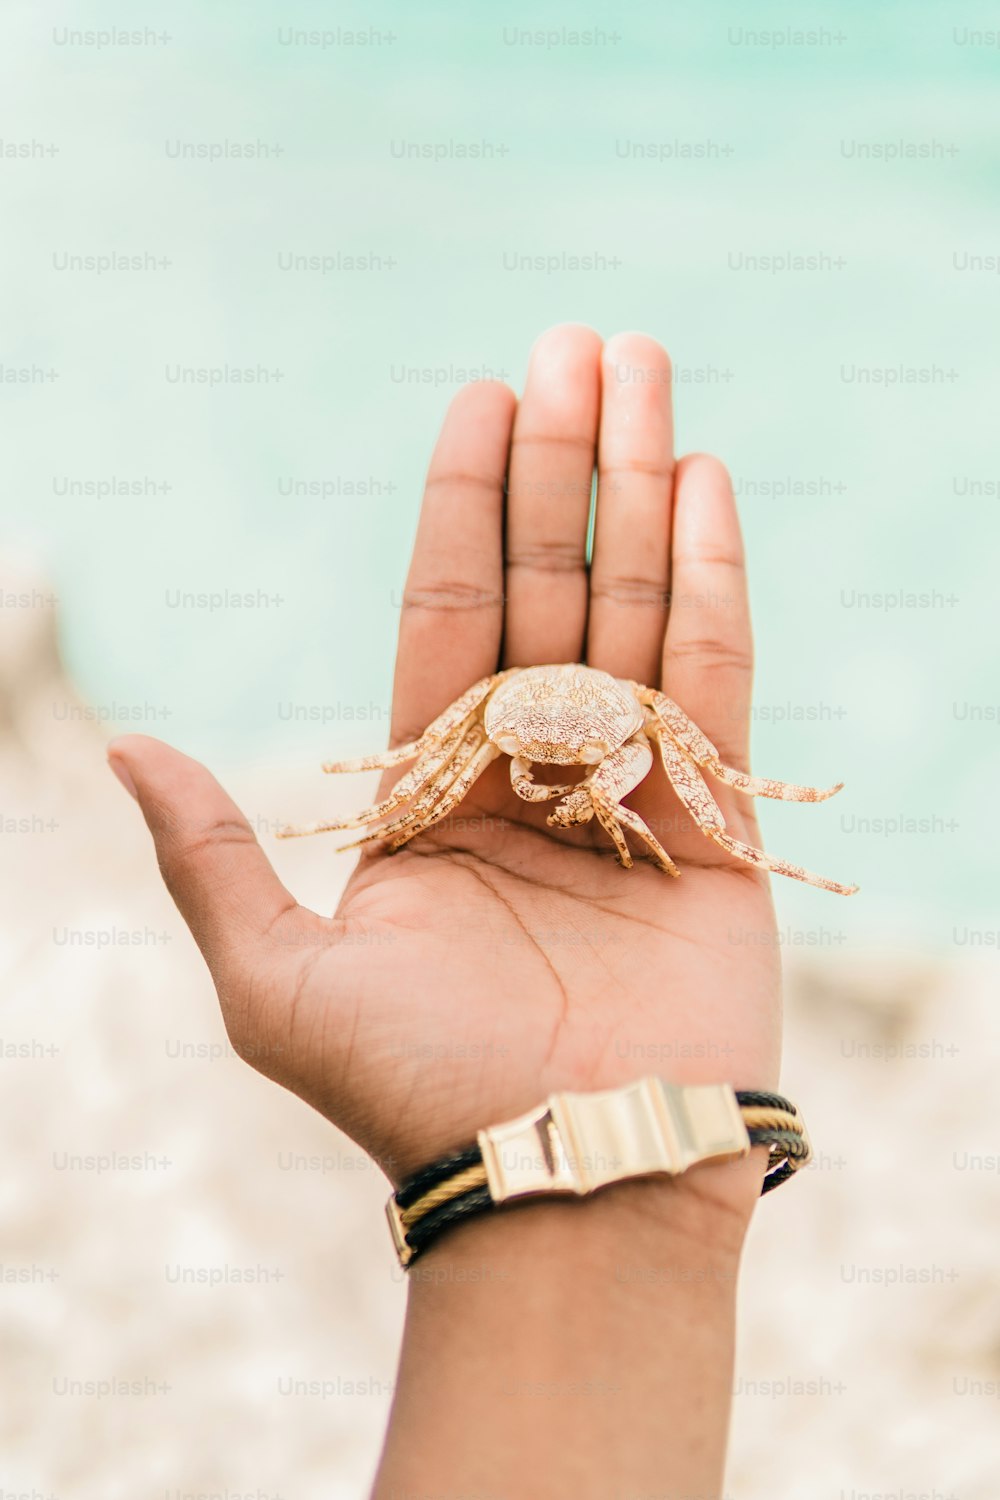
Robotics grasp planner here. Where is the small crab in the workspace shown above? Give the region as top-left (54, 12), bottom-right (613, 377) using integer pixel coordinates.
top-left (278, 664), bottom-right (857, 895)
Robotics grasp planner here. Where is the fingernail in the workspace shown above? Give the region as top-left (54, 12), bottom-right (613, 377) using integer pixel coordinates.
top-left (108, 754), bottom-right (138, 801)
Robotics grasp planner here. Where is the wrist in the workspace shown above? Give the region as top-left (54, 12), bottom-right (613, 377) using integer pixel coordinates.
top-left (404, 1147), bottom-right (766, 1293)
top-left (389, 1076), bottom-right (798, 1271)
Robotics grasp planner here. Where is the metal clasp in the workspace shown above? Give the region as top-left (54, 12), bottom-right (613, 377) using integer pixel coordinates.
top-left (478, 1077), bottom-right (750, 1204)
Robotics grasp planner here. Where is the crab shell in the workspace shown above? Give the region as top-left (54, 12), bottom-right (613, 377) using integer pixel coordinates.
top-left (483, 664), bottom-right (643, 766)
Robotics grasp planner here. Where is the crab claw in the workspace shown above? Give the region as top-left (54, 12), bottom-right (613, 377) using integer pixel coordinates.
top-left (547, 787), bottom-right (594, 828)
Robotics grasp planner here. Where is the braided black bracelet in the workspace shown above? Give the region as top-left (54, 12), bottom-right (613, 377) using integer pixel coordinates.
top-left (386, 1080), bottom-right (812, 1267)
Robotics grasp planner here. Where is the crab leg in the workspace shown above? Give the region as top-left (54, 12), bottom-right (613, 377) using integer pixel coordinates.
top-left (386, 738), bottom-right (502, 853)
top-left (277, 722), bottom-right (471, 839)
top-left (608, 803), bottom-right (680, 877)
top-left (321, 740), bottom-right (425, 775)
top-left (652, 727), bottom-right (858, 895)
top-left (590, 735), bottom-right (680, 876)
top-left (635, 686), bottom-right (843, 803)
top-left (590, 795), bottom-right (633, 865)
top-left (509, 756), bottom-right (576, 803)
top-left (337, 726), bottom-right (486, 851)
top-left (321, 671), bottom-right (508, 774)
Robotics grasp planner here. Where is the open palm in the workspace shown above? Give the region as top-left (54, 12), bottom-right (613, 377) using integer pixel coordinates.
top-left (112, 327), bottom-right (844, 1212)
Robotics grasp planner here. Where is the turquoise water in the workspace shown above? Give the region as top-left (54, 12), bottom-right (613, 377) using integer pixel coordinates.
top-left (2, 0), bottom-right (997, 949)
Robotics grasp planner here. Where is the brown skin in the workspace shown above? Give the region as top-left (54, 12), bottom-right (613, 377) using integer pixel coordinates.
top-left (109, 326), bottom-right (796, 1497)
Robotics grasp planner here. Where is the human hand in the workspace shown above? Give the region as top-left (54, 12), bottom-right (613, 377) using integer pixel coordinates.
top-left (110, 325), bottom-right (836, 1230)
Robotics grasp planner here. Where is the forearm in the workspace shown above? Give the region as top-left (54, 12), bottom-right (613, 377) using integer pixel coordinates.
top-left (373, 1157), bottom-right (765, 1500)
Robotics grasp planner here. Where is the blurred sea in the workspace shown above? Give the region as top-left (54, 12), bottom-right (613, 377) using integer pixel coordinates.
top-left (2, 0), bottom-right (997, 951)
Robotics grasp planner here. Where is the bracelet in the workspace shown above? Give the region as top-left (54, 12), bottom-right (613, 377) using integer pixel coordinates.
top-left (387, 1078), bottom-right (811, 1267)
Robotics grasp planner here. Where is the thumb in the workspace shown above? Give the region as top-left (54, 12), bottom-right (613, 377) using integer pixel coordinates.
top-left (107, 734), bottom-right (300, 994)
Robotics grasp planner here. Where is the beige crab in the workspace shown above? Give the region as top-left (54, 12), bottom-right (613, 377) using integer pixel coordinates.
top-left (278, 663), bottom-right (857, 895)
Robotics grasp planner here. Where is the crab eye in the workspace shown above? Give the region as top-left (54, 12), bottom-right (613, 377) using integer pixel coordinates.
top-left (496, 734), bottom-right (520, 757)
top-left (579, 741), bottom-right (606, 765)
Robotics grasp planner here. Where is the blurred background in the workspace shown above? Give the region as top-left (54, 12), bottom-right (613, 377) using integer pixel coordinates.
top-left (1, 1), bottom-right (998, 1495)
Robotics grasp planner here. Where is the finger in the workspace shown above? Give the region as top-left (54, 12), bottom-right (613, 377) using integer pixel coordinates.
top-left (502, 324), bottom-right (602, 668)
top-left (107, 734), bottom-right (300, 992)
top-left (661, 454), bottom-right (753, 772)
top-left (587, 332), bottom-right (675, 685)
top-left (391, 380), bottom-right (515, 745)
